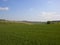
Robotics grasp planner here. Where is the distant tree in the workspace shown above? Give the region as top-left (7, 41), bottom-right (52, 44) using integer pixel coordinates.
top-left (47, 21), bottom-right (51, 24)
top-left (0, 19), bottom-right (6, 21)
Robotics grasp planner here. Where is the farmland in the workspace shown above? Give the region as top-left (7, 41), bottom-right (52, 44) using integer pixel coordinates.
top-left (0, 23), bottom-right (60, 45)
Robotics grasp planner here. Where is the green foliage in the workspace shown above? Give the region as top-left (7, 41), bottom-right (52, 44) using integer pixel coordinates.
top-left (47, 21), bottom-right (51, 24)
top-left (0, 23), bottom-right (60, 45)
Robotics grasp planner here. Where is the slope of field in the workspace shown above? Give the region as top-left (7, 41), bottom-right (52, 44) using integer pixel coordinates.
top-left (0, 23), bottom-right (60, 45)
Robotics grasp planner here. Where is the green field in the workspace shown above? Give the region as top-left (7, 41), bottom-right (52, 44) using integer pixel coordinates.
top-left (0, 23), bottom-right (60, 45)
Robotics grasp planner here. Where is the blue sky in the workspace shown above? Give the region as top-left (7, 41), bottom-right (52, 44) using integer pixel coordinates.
top-left (0, 0), bottom-right (60, 21)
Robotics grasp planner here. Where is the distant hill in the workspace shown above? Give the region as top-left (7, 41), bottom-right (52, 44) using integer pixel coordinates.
top-left (0, 19), bottom-right (60, 24)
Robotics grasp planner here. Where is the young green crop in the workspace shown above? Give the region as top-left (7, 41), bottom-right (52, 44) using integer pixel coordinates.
top-left (0, 23), bottom-right (60, 45)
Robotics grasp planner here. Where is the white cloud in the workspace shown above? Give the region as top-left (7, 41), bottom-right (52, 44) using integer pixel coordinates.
top-left (40, 12), bottom-right (60, 21)
top-left (3, 0), bottom-right (8, 2)
top-left (0, 7), bottom-right (9, 11)
top-left (29, 8), bottom-right (33, 11)
top-left (48, 1), bottom-right (52, 4)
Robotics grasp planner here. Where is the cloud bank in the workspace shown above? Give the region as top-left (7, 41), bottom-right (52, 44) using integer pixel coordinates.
top-left (40, 12), bottom-right (60, 21)
top-left (0, 7), bottom-right (9, 11)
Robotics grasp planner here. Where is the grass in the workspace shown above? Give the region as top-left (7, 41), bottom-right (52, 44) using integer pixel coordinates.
top-left (0, 23), bottom-right (60, 45)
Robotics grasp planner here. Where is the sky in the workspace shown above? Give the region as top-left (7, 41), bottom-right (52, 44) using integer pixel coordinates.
top-left (0, 0), bottom-right (60, 21)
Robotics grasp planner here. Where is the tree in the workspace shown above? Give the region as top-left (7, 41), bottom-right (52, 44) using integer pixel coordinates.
top-left (47, 21), bottom-right (51, 24)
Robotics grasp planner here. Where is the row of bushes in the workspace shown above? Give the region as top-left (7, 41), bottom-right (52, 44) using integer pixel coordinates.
top-left (0, 21), bottom-right (60, 24)
top-left (47, 21), bottom-right (60, 24)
